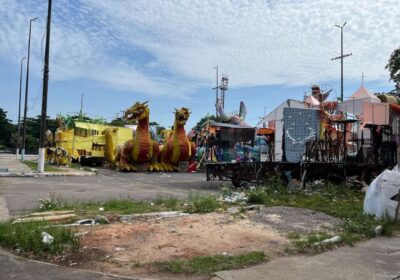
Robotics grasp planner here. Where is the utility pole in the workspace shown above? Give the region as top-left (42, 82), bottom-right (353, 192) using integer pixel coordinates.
top-left (38, 0), bottom-right (52, 173)
top-left (361, 72), bottom-right (366, 87)
top-left (16, 56), bottom-right (26, 159)
top-left (21, 17), bottom-right (38, 161)
top-left (331, 21), bottom-right (352, 102)
top-left (213, 66), bottom-right (218, 116)
top-left (79, 93), bottom-right (84, 119)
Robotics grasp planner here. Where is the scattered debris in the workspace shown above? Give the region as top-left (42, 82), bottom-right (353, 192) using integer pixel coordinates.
top-left (12, 211), bottom-right (76, 224)
top-left (119, 211), bottom-right (189, 222)
top-left (72, 219), bottom-right (96, 226)
top-left (219, 192), bottom-right (248, 204)
top-left (315, 235), bottom-right (342, 246)
top-left (41, 232), bottom-right (54, 245)
top-left (374, 225), bottom-right (383, 236)
top-left (95, 215), bottom-right (110, 224)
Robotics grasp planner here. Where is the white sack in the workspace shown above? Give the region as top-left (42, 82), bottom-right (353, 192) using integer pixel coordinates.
top-left (363, 168), bottom-right (400, 220)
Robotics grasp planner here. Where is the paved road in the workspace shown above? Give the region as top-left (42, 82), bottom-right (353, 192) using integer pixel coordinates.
top-left (0, 168), bottom-right (221, 215)
top-left (215, 235), bottom-right (400, 280)
top-left (0, 249), bottom-right (155, 280)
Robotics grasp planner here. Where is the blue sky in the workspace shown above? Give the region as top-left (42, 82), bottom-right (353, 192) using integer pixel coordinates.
top-left (0, 0), bottom-right (398, 129)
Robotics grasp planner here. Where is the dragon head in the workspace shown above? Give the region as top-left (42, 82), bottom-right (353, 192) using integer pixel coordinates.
top-left (174, 107), bottom-right (191, 126)
top-left (101, 127), bottom-right (118, 136)
top-left (124, 101), bottom-right (149, 122)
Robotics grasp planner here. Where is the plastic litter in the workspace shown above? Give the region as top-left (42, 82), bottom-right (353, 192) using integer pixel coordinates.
top-left (219, 192), bottom-right (248, 204)
top-left (72, 219), bottom-right (96, 226)
top-left (41, 232), bottom-right (54, 245)
top-left (320, 235), bottom-right (341, 244)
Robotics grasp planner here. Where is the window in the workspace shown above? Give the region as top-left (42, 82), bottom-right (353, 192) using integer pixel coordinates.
top-left (74, 128), bottom-right (88, 137)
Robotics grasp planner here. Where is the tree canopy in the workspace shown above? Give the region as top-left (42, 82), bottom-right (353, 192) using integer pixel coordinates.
top-left (385, 46), bottom-right (400, 90)
top-left (193, 114), bottom-right (221, 132)
top-left (0, 109), bottom-right (16, 148)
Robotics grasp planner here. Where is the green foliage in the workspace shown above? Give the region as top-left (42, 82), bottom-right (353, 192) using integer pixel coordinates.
top-left (193, 114), bottom-right (221, 132)
top-left (38, 198), bottom-right (59, 211)
top-left (386, 47), bottom-right (400, 89)
top-left (287, 231), bottom-right (333, 253)
top-left (0, 109), bottom-right (16, 147)
top-left (109, 118), bottom-right (127, 127)
top-left (156, 251), bottom-right (266, 274)
top-left (184, 195), bottom-right (221, 214)
top-left (23, 160), bottom-right (63, 172)
top-left (48, 195), bottom-right (220, 215)
top-left (0, 221), bottom-right (79, 256)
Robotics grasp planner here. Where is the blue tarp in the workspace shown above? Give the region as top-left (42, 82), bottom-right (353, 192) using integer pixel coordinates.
top-left (283, 108), bottom-right (320, 162)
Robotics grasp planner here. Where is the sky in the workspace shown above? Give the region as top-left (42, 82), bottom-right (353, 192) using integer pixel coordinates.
top-left (0, 0), bottom-right (399, 129)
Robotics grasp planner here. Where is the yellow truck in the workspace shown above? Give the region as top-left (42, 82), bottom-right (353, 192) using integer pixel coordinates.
top-left (55, 121), bottom-right (133, 166)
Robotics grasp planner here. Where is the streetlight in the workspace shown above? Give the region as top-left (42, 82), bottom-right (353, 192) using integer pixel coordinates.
top-left (16, 56), bottom-right (26, 159)
top-left (21, 17), bottom-right (38, 161)
top-left (331, 21), bottom-right (352, 102)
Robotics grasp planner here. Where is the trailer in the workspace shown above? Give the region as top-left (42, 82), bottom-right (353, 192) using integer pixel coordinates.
top-left (205, 120), bottom-right (397, 187)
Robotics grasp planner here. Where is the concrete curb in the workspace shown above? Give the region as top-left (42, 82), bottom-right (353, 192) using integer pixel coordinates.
top-left (0, 172), bottom-right (96, 177)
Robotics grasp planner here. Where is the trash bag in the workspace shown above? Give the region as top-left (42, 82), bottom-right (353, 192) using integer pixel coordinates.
top-left (363, 168), bottom-right (400, 220)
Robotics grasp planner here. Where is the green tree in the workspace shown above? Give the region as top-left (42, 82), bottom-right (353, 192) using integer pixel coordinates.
top-left (0, 109), bottom-right (16, 148)
top-left (385, 47), bottom-right (400, 90)
top-left (109, 118), bottom-right (127, 127)
top-left (193, 114), bottom-right (221, 132)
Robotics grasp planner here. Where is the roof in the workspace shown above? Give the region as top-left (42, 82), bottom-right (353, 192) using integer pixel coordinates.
top-left (257, 99), bottom-right (305, 125)
top-left (349, 86), bottom-right (380, 101)
top-left (209, 121), bottom-right (255, 129)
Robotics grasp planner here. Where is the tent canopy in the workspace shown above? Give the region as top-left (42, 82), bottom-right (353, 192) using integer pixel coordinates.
top-left (349, 86), bottom-right (380, 102)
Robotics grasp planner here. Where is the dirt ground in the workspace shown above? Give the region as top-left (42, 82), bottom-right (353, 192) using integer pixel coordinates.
top-left (58, 207), bottom-right (342, 279)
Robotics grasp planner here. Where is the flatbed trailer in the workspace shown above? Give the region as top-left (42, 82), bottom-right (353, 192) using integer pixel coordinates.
top-left (205, 160), bottom-right (390, 187)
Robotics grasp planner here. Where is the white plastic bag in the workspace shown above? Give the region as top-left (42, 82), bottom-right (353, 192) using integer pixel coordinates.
top-left (363, 168), bottom-right (400, 220)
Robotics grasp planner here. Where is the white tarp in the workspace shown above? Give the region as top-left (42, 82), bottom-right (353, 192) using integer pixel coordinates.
top-left (363, 166), bottom-right (400, 220)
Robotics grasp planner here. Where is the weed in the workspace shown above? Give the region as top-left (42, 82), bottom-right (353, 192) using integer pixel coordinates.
top-left (247, 188), bottom-right (266, 204)
top-left (156, 251), bottom-right (266, 274)
top-left (38, 193), bottom-right (59, 211)
top-left (184, 195), bottom-right (221, 214)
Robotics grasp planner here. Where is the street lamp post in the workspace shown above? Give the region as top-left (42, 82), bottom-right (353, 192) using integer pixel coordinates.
top-left (21, 17), bottom-right (38, 161)
top-left (16, 56), bottom-right (26, 159)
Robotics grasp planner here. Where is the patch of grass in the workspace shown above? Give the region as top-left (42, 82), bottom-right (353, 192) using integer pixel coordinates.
top-left (23, 160), bottom-right (63, 172)
top-left (287, 231), bottom-right (333, 253)
top-left (184, 194), bottom-right (222, 214)
top-left (68, 163), bottom-right (82, 169)
top-left (40, 194), bottom-right (221, 215)
top-left (156, 251), bottom-right (266, 274)
top-left (0, 221), bottom-right (79, 256)
top-left (247, 180), bottom-right (399, 247)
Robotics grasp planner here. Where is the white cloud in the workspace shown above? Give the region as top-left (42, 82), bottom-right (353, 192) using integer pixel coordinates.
top-left (0, 0), bottom-right (399, 96)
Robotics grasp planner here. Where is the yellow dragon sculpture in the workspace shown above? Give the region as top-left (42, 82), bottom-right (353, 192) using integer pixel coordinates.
top-left (116, 101), bottom-right (161, 171)
top-left (160, 107), bottom-right (196, 171)
top-left (102, 127), bottom-right (119, 167)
